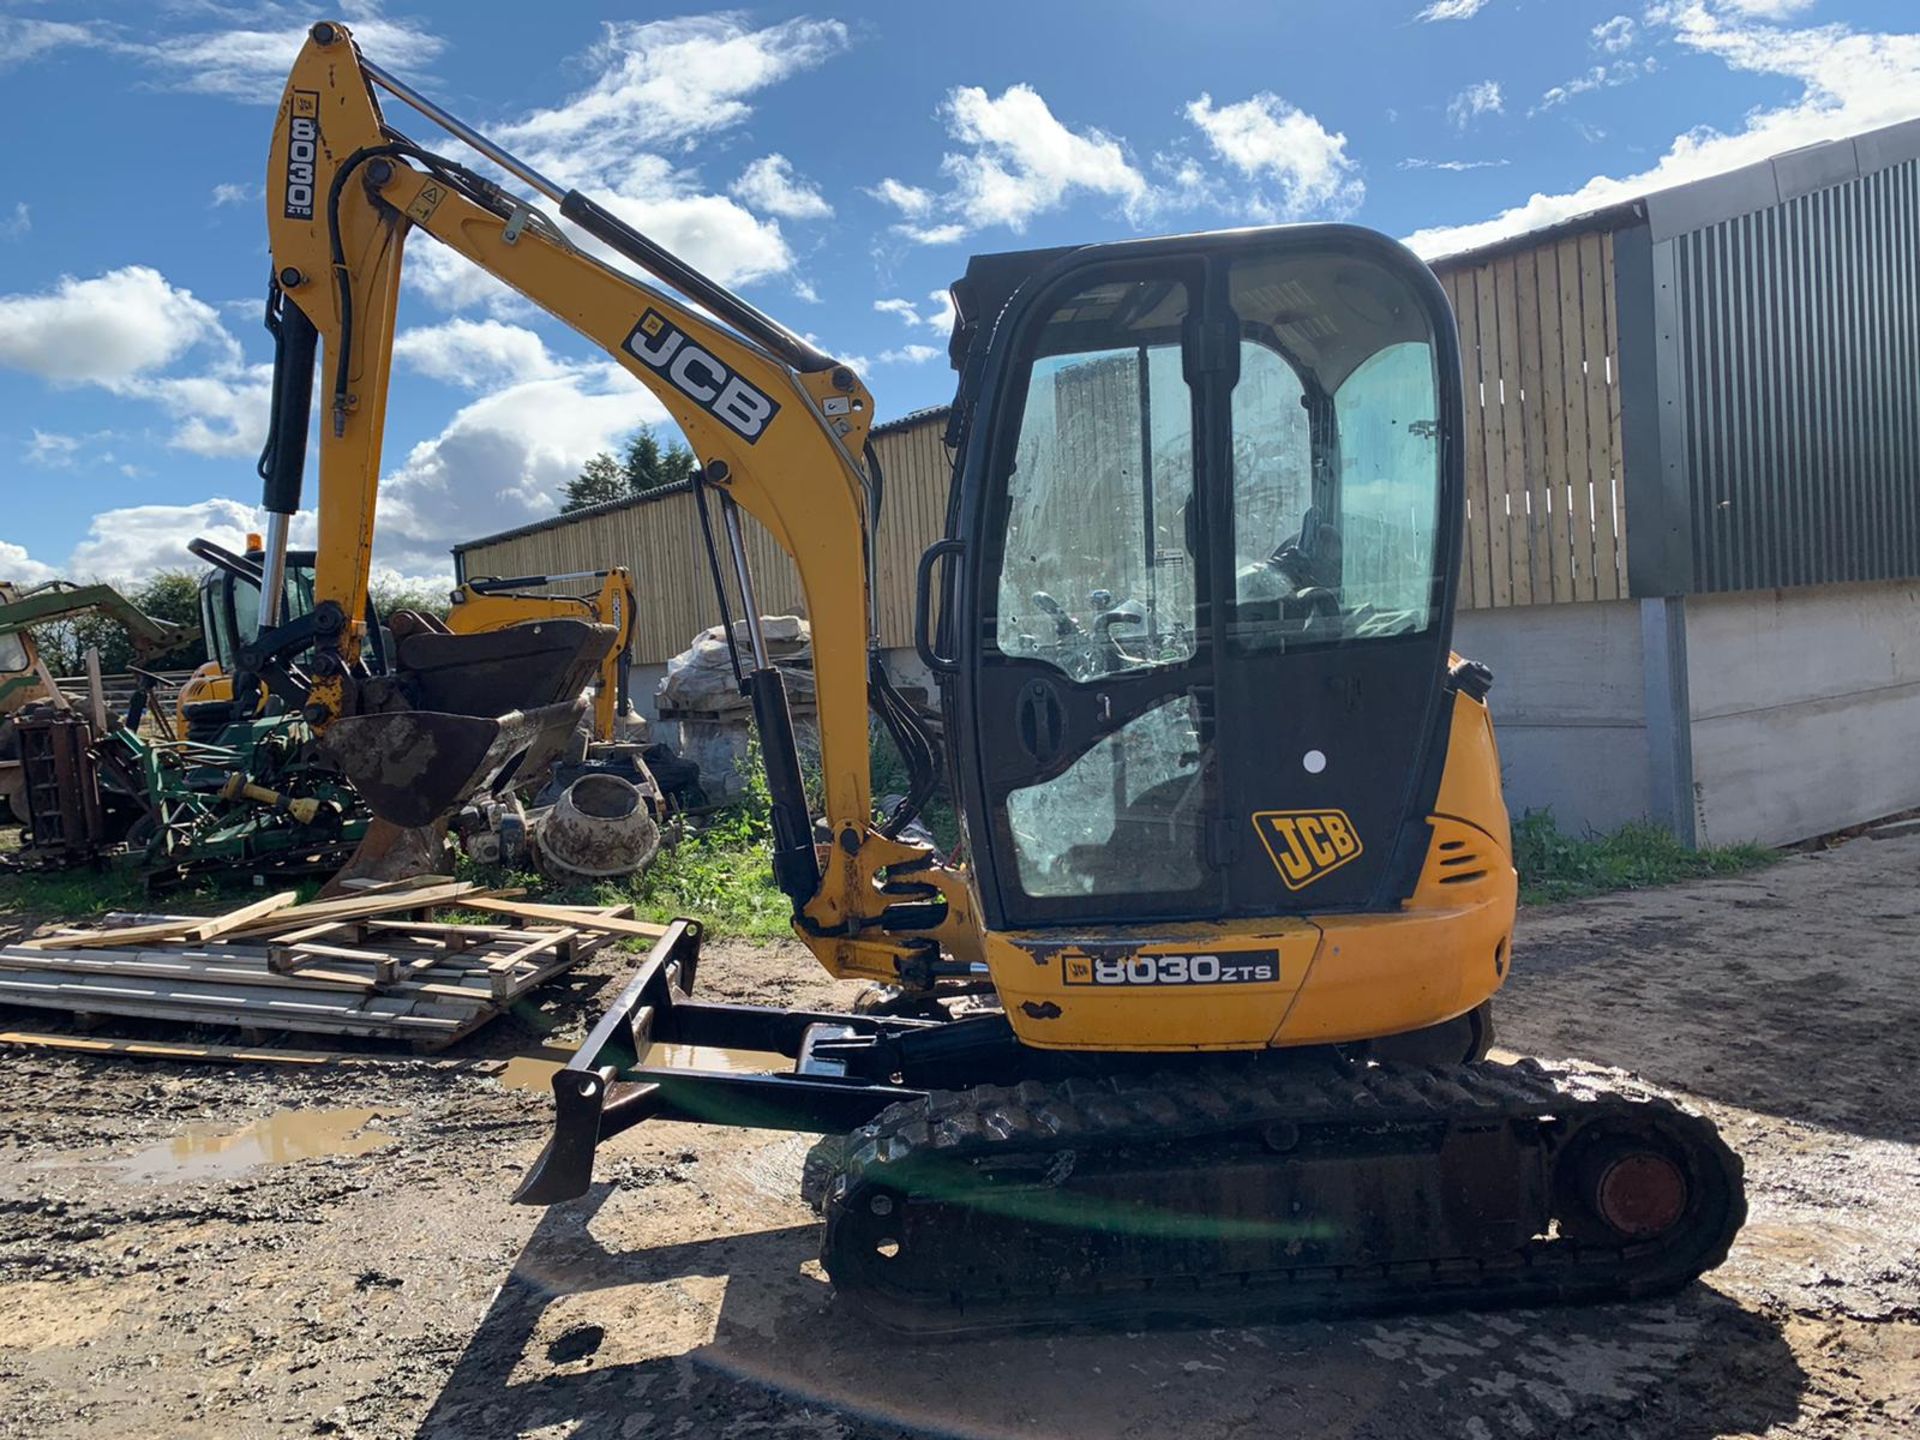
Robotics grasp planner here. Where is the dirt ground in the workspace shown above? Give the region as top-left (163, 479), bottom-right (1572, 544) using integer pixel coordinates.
top-left (3, 833), bottom-right (1918, 1440)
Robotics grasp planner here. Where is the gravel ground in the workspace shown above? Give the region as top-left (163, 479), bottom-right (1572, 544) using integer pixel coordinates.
top-left (1, 832), bottom-right (1917, 1439)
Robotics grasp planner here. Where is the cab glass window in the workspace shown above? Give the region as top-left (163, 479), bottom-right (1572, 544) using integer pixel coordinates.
top-left (1227, 256), bottom-right (1442, 652)
top-left (992, 278), bottom-right (1196, 682)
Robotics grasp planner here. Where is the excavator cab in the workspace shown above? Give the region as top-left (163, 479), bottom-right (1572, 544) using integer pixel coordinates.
top-left (941, 231), bottom-right (1460, 934)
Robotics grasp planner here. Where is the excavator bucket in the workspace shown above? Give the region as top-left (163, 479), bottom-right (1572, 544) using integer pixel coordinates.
top-left (322, 701), bottom-right (585, 828)
top-left (321, 619), bottom-right (614, 829)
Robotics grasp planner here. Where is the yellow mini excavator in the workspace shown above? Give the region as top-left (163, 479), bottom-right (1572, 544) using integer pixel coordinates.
top-left (261, 22), bottom-right (1744, 1332)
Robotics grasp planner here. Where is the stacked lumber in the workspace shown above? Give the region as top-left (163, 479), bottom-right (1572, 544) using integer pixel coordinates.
top-left (0, 881), bottom-right (666, 1051)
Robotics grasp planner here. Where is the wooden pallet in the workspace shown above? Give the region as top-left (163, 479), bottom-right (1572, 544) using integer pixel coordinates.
top-left (0, 881), bottom-right (643, 1052)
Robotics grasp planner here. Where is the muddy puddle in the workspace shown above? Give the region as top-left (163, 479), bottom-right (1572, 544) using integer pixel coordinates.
top-left (118, 1107), bottom-right (397, 1184)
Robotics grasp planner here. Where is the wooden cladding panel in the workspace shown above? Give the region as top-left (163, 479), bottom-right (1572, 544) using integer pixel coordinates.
top-left (1434, 231), bottom-right (1627, 609)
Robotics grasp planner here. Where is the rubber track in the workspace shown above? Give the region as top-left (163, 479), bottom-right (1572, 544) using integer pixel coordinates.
top-left (820, 1057), bottom-right (1747, 1335)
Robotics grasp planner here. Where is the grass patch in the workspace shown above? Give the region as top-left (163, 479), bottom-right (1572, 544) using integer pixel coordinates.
top-left (0, 845), bottom-right (296, 923)
top-left (1513, 810), bottom-right (1776, 906)
top-left (456, 741), bottom-right (795, 942)
top-left (458, 824), bottom-right (793, 942)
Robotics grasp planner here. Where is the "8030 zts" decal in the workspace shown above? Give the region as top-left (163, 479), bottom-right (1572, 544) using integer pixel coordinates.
top-left (1062, 949), bottom-right (1280, 987)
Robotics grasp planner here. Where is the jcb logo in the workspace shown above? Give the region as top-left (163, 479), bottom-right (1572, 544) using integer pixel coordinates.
top-left (283, 91), bottom-right (320, 220)
top-left (622, 309), bottom-right (780, 443)
top-left (1253, 809), bottom-right (1363, 890)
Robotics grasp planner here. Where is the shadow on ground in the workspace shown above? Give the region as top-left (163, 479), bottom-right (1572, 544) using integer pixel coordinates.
top-left (1501, 848), bottom-right (1920, 1145)
top-left (417, 1186), bottom-right (1807, 1440)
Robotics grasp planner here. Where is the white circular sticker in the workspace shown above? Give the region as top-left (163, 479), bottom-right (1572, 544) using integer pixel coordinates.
top-left (1302, 749), bottom-right (1328, 774)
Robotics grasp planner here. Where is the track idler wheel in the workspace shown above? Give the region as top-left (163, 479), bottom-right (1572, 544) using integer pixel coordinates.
top-left (1552, 1113), bottom-right (1720, 1256)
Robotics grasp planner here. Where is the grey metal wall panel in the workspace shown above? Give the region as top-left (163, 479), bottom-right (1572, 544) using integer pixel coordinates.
top-left (1668, 158), bottom-right (1920, 592)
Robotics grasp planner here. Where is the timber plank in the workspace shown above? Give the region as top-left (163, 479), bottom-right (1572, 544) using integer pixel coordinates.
top-left (0, 1030), bottom-right (509, 1071)
top-left (1601, 229), bottom-right (1629, 597)
top-left (268, 940), bottom-right (402, 984)
top-left (463, 897), bottom-right (668, 939)
top-left (1532, 242), bottom-right (1578, 602)
top-left (223, 882), bottom-right (496, 936)
top-left (0, 946), bottom-right (381, 993)
top-left (1471, 265), bottom-right (1514, 606)
top-left (0, 972), bottom-right (468, 1028)
top-left (1556, 236), bottom-right (1598, 601)
top-left (1579, 232), bottom-right (1621, 600)
top-left (1492, 256), bottom-right (1532, 606)
top-left (1449, 270), bottom-right (1494, 610)
top-left (1512, 250), bottom-right (1553, 604)
top-left (20, 892), bottom-right (297, 952)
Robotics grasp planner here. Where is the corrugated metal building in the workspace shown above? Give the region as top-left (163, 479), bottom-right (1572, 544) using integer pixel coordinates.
top-left (456, 117), bottom-right (1920, 847)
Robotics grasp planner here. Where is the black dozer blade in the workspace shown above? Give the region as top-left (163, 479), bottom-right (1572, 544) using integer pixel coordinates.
top-left (322, 619), bottom-right (615, 829)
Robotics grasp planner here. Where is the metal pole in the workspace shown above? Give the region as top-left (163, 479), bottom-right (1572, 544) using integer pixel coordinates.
top-left (258, 511), bottom-right (292, 631)
top-left (359, 58), bottom-right (567, 205)
top-left (718, 493), bottom-right (771, 669)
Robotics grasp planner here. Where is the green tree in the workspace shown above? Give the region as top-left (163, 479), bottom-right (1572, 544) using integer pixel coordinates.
top-left (621, 425), bottom-right (695, 494)
top-left (562, 451), bottom-right (629, 513)
top-left (130, 572), bottom-right (208, 670)
top-left (559, 426), bottom-right (697, 514)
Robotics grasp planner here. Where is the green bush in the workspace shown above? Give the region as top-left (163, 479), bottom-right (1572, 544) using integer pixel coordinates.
top-left (1512, 809), bottom-right (1775, 905)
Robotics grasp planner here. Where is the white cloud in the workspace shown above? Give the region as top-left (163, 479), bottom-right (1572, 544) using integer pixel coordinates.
top-left (873, 290), bottom-right (959, 337)
top-left (1, 202), bottom-right (28, 240)
top-left (886, 84), bottom-right (1151, 244)
top-left (122, 367), bottom-right (275, 459)
top-left (1533, 59), bottom-right (1657, 113)
top-left (950, 85), bottom-right (1148, 232)
top-left (1400, 157), bottom-right (1511, 171)
top-left (922, 288), bottom-right (958, 338)
top-left (210, 183), bottom-right (255, 208)
top-left (394, 319), bottom-right (568, 390)
top-left (1716, 0), bottom-right (1814, 15)
top-left (0, 541), bottom-right (59, 587)
top-left (868, 178), bottom-right (934, 218)
top-left (57, 360), bottom-right (672, 585)
top-left (0, 266), bottom-right (227, 386)
top-left (402, 241), bottom-right (527, 315)
top-left (25, 431), bottom-right (81, 467)
top-left (0, 18), bottom-right (101, 71)
top-left (1407, 1), bottom-right (1920, 258)
top-left (374, 365), bottom-right (672, 569)
top-left (1447, 80), bottom-right (1504, 130)
top-left (499, 15), bottom-right (849, 167)
top-left (902, 221), bottom-right (968, 246)
top-left (0, 265), bottom-right (270, 458)
top-left (877, 344), bottom-right (941, 366)
top-left (596, 186), bottom-right (794, 288)
top-left (1416, 0), bottom-right (1491, 20)
top-left (478, 18), bottom-right (847, 290)
top-left (65, 498), bottom-right (313, 582)
top-left (731, 154), bottom-right (832, 219)
top-left (121, 9), bottom-right (445, 102)
top-left (1186, 92), bottom-right (1363, 220)
top-left (1592, 16), bottom-right (1637, 53)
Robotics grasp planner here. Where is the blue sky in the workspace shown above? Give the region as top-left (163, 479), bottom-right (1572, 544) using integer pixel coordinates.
top-left (2, 0), bottom-right (1917, 585)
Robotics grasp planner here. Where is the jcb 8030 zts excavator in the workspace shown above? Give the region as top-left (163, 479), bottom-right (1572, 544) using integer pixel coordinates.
top-left (262, 22), bottom-right (1744, 1333)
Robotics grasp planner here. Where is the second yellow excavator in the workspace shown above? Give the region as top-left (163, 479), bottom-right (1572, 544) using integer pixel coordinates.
top-left (250, 21), bottom-right (1745, 1333)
